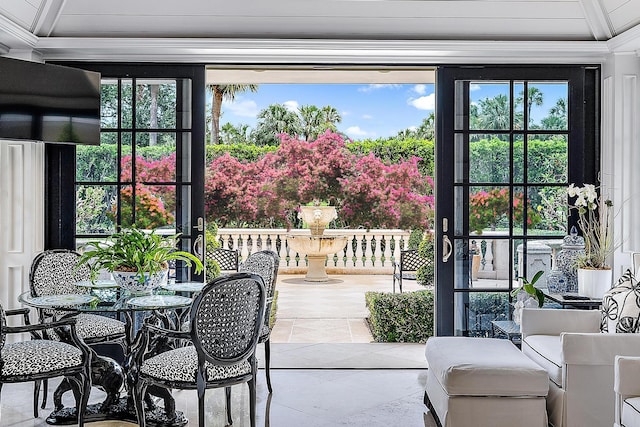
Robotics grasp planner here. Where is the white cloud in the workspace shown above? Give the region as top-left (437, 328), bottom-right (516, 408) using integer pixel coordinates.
top-left (408, 93), bottom-right (435, 111)
top-left (470, 84), bottom-right (482, 91)
top-left (223, 99), bottom-right (259, 118)
top-left (408, 126), bottom-right (418, 132)
top-left (342, 110), bottom-right (351, 116)
top-left (283, 100), bottom-right (299, 112)
top-left (345, 126), bottom-right (374, 137)
top-left (413, 84), bottom-right (427, 95)
top-left (362, 114), bottom-right (373, 120)
top-left (358, 84), bottom-right (401, 93)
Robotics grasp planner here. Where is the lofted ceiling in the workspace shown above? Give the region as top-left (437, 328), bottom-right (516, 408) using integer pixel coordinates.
top-left (0, 0), bottom-right (639, 64)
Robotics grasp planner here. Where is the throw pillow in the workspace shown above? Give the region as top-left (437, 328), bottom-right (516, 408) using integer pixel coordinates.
top-left (601, 269), bottom-right (640, 333)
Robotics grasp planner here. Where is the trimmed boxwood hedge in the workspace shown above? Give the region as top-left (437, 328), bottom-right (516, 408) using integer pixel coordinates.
top-left (365, 290), bottom-right (434, 343)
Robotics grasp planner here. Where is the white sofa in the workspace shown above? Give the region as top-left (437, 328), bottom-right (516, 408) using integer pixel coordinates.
top-left (521, 308), bottom-right (640, 427)
top-left (615, 355), bottom-right (640, 427)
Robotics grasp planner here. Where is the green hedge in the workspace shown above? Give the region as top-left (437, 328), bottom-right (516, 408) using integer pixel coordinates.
top-left (365, 290), bottom-right (434, 343)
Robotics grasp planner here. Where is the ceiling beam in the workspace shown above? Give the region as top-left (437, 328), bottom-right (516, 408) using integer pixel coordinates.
top-left (33, 0), bottom-right (67, 37)
top-left (578, 0), bottom-right (614, 40)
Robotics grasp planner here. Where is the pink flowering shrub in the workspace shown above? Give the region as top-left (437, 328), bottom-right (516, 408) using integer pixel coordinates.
top-left (205, 130), bottom-right (434, 230)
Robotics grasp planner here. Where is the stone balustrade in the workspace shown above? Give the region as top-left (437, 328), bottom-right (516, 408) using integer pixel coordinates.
top-left (216, 228), bottom-right (412, 274)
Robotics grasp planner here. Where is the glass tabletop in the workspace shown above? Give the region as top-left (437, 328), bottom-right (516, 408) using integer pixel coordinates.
top-left (160, 281), bottom-right (206, 293)
top-left (19, 290), bottom-right (193, 313)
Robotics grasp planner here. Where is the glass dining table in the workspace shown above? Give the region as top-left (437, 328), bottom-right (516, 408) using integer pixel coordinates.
top-left (18, 280), bottom-right (204, 426)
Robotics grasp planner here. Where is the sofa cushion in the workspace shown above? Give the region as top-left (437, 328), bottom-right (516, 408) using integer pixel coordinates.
top-left (425, 337), bottom-right (548, 397)
top-left (601, 269), bottom-right (640, 333)
top-left (522, 334), bottom-right (562, 387)
top-left (623, 397), bottom-right (640, 427)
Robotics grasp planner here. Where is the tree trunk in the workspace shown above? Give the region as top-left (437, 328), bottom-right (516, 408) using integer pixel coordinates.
top-left (212, 89), bottom-right (223, 145)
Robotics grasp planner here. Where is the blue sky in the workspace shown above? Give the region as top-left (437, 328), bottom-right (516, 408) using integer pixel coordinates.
top-left (220, 83), bottom-right (435, 140)
top-left (218, 81), bottom-right (566, 140)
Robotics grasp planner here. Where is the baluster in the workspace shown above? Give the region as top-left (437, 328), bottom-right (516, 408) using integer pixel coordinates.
top-left (364, 234), bottom-right (374, 267)
top-left (345, 235), bottom-right (355, 267)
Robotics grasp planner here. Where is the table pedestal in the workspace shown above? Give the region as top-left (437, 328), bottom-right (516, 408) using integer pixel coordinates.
top-left (45, 397), bottom-right (187, 426)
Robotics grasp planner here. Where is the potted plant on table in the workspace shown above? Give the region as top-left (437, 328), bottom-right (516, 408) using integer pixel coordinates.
top-left (567, 183), bottom-right (614, 298)
top-left (77, 228), bottom-right (204, 295)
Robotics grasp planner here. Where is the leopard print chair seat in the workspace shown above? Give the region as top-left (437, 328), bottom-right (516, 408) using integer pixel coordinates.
top-left (131, 272), bottom-right (266, 427)
top-left (239, 250), bottom-right (280, 393)
top-left (0, 304), bottom-right (92, 425)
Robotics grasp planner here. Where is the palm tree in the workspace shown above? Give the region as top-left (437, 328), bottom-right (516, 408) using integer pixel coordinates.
top-left (477, 94), bottom-right (510, 130)
top-left (254, 103), bottom-right (301, 145)
top-left (298, 105), bottom-right (322, 141)
top-left (207, 84), bottom-right (258, 145)
top-left (516, 87), bottom-right (544, 127)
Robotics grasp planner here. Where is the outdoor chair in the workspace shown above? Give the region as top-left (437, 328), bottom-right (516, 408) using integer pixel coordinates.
top-left (0, 303), bottom-right (92, 425)
top-left (239, 250), bottom-right (280, 393)
top-left (392, 249), bottom-right (428, 293)
top-left (131, 272), bottom-right (266, 427)
top-left (211, 248), bottom-right (240, 274)
top-left (29, 249), bottom-right (126, 410)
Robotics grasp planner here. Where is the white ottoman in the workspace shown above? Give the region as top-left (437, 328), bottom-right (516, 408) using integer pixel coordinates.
top-left (424, 337), bottom-right (549, 427)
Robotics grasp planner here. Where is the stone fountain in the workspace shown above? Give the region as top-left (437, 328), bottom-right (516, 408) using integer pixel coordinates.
top-left (286, 205), bottom-right (348, 282)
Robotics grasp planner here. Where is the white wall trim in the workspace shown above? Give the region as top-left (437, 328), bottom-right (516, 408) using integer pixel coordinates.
top-left (33, 38), bottom-right (611, 64)
top-left (0, 13), bottom-right (38, 49)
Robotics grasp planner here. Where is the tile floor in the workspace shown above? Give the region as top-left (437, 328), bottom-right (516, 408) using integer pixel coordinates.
top-left (1, 273), bottom-right (438, 426)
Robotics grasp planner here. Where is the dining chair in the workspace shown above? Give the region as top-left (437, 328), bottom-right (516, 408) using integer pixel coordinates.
top-left (131, 272), bottom-right (266, 427)
top-left (29, 249), bottom-right (126, 412)
top-left (0, 303), bottom-right (92, 425)
top-left (239, 250), bottom-right (280, 393)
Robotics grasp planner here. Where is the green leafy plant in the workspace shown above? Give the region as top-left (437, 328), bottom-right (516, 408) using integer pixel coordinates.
top-left (365, 290), bottom-right (434, 343)
top-left (77, 228), bottom-right (203, 283)
top-left (510, 270), bottom-right (545, 307)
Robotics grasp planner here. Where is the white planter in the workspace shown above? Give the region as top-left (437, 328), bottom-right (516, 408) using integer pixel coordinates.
top-left (112, 269), bottom-right (168, 295)
top-left (577, 268), bottom-right (612, 298)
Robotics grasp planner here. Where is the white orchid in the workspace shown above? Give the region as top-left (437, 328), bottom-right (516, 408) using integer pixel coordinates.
top-left (567, 183), bottom-right (613, 270)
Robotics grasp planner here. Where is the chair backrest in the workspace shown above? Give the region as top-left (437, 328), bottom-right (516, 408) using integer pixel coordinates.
top-left (239, 250), bottom-right (280, 299)
top-left (190, 272), bottom-right (266, 366)
top-left (29, 249), bottom-right (91, 297)
top-left (211, 248), bottom-right (239, 273)
top-left (400, 249), bottom-right (427, 273)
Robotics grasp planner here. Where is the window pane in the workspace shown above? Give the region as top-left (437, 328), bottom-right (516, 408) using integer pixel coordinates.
top-left (100, 79), bottom-right (118, 129)
top-left (528, 186), bottom-right (568, 236)
top-left (455, 292), bottom-right (510, 337)
top-left (121, 79), bottom-right (133, 129)
top-left (469, 186), bottom-right (510, 235)
top-left (76, 184), bottom-right (117, 234)
top-left (121, 184), bottom-right (176, 229)
top-left (76, 144), bottom-right (117, 182)
top-left (135, 80), bottom-right (177, 129)
top-left (469, 82), bottom-right (510, 131)
top-left (120, 133), bottom-right (133, 182)
top-left (515, 240), bottom-right (553, 290)
top-left (469, 134), bottom-right (510, 184)
top-left (135, 133), bottom-right (176, 183)
top-left (514, 82), bottom-right (525, 130)
top-left (513, 134), bottom-right (524, 183)
top-left (467, 237), bottom-right (510, 290)
top-left (527, 82), bottom-right (568, 130)
top-left (527, 134), bottom-right (568, 183)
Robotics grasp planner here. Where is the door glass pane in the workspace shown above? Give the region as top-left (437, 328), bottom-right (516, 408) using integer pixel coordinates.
top-left (515, 240), bottom-right (552, 290)
top-left (121, 79), bottom-right (133, 129)
top-left (120, 133), bottom-right (133, 182)
top-left (135, 133), bottom-right (177, 182)
top-left (454, 238), bottom-right (471, 290)
top-left (454, 292), bottom-right (510, 337)
top-left (513, 134), bottom-right (524, 183)
top-left (454, 134), bottom-right (466, 183)
top-left (469, 134), bottom-right (510, 184)
top-left (135, 80), bottom-right (177, 129)
top-left (77, 144), bottom-right (117, 182)
top-left (469, 82), bottom-right (510, 131)
top-left (528, 186), bottom-right (568, 236)
top-left (100, 79), bottom-right (118, 129)
top-left (514, 82), bottom-right (525, 130)
top-left (528, 82), bottom-right (568, 130)
top-left (527, 134), bottom-right (568, 183)
top-left (454, 81), bottom-right (467, 131)
top-left (76, 184), bottom-right (117, 234)
top-left (469, 186), bottom-right (511, 235)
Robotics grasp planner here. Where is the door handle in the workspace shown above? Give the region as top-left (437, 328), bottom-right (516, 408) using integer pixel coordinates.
top-left (193, 235), bottom-right (204, 262)
top-left (443, 235), bottom-right (453, 263)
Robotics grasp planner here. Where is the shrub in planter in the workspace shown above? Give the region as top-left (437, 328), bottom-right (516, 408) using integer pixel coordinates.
top-left (365, 290), bottom-right (434, 343)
